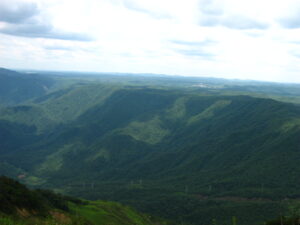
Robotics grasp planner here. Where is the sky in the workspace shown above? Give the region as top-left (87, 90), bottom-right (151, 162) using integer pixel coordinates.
top-left (1, 0), bottom-right (300, 83)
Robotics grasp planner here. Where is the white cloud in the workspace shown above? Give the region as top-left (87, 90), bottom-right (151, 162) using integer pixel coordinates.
top-left (1, 0), bottom-right (300, 83)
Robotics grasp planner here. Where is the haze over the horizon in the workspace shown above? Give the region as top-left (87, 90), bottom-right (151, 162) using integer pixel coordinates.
top-left (1, 0), bottom-right (300, 83)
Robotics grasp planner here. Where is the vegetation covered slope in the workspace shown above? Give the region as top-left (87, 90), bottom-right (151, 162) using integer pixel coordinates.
top-left (0, 176), bottom-right (164, 225)
top-left (0, 83), bottom-right (118, 133)
top-left (0, 68), bottom-right (55, 106)
top-left (12, 88), bottom-right (299, 197)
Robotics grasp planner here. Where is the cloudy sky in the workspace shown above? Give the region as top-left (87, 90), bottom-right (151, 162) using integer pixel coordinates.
top-left (1, 0), bottom-right (300, 83)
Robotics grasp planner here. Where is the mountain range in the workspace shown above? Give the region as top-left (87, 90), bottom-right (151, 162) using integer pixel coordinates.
top-left (1, 68), bottom-right (300, 225)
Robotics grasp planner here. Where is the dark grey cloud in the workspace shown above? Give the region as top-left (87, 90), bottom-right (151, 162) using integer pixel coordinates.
top-left (0, 22), bottom-right (93, 41)
top-left (0, 0), bottom-right (38, 23)
top-left (122, 0), bottom-right (171, 19)
top-left (0, 0), bottom-right (92, 41)
top-left (279, 14), bottom-right (300, 29)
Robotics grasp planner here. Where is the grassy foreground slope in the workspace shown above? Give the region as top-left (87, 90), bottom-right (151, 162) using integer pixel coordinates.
top-left (70, 201), bottom-right (162, 225)
top-left (0, 176), bottom-right (166, 225)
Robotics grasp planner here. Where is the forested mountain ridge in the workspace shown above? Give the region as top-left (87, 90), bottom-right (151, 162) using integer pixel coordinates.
top-left (1, 68), bottom-right (300, 225)
top-left (0, 68), bottom-right (56, 106)
top-left (5, 88), bottom-right (299, 194)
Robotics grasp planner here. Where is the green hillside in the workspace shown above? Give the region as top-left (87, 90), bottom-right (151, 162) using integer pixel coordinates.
top-left (0, 83), bottom-right (118, 133)
top-left (1, 69), bottom-right (300, 224)
top-left (18, 88), bottom-right (300, 197)
top-left (0, 68), bottom-right (56, 106)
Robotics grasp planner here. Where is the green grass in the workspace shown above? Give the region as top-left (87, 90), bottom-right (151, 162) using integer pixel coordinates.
top-left (0, 217), bottom-right (18, 225)
top-left (69, 201), bottom-right (157, 225)
top-left (0, 176), bottom-right (162, 225)
top-left (0, 215), bottom-right (68, 225)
